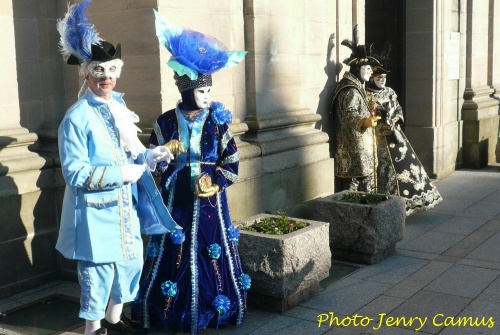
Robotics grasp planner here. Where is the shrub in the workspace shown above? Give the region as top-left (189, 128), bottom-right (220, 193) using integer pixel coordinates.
top-left (240, 211), bottom-right (309, 235)
top-left (340, 192), bottom-right (389, 205)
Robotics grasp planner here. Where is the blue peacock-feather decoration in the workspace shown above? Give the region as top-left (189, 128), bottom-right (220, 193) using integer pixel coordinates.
top-left (154, 9), bottom-right (247, 80)
top-left (57, 0), bottom-right (102, 63)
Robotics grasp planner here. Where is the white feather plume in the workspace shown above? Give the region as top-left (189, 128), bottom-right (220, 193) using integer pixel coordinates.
top-left (56, 0), bottom-right (102, 62)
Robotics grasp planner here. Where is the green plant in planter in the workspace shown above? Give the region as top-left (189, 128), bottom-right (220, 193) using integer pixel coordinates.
top-left (240, 211), bottom-right (309, 235)
top-left (340, 192), bottom-right (389, 205)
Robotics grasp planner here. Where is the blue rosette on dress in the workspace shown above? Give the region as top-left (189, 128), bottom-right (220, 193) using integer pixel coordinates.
top-left (238, 274), bottom-right (251, 291)
top-left (227, 225), bottom-right (240, 244)
top-left (212, 295), bottom-right (231, 315)
top-left (161, 280), bottom-right (178, 298)
top-left (207, 243), bottom-right (222, 260)
top-left (146, 242), bottom-right (159, 258)
top-left (154, 9), bottom-right (247, 79)
top-left (210, 101), bottom-right (233, 124)
top-left (170, 229), bottom-right (186, 245)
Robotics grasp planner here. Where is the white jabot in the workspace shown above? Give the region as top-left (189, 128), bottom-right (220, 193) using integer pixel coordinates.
top-left (92, 90), bottom-right (146, 159)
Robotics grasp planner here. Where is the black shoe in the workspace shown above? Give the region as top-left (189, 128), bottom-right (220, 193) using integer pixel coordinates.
top-left (101, 317), bottom-right (145, 334)
top-left (120, 313), bottom-right (144, 330)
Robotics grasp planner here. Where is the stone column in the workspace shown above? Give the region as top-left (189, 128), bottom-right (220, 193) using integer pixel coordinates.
top-left (490, 0), bottom-right (500, 91)
top-left (462, 0), bottom-right (500, 168)
top-left (491, 0), bottom-right (500, 161)
top-left (405, 1), bottom-right (469, 177)
top-left (0, 1), bottom-right (56, 297)
top-left (239, 0), bottom-right (335, 216)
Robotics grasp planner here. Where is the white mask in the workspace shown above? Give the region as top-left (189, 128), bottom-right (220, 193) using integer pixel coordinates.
top-left (359, 65), bottom-right (373, 82)
top-left (85, 59), bottom-right (124, 79)
top-left (194, 86), bottom-right (211, 109)
top-left (373, 74), bottom-right (387, 89)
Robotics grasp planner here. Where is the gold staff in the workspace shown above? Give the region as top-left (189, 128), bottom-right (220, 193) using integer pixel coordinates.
top-left (366, 91), bottom-right (379, 194)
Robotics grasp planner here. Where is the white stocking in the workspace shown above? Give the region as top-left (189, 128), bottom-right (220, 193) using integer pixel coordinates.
top-left (105, 298), bottom-right (123, 324)
top-left (84, 320), bottom-right (101, 335)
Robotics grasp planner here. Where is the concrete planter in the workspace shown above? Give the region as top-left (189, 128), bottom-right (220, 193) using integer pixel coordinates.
top-left (311, 190), bottom-right (405, 265)
top-left (234, 214), bottom-right (331, 313)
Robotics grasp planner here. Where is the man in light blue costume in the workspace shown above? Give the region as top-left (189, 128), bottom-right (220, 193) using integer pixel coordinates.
top-left (55, 1), bottom-right (181, 334)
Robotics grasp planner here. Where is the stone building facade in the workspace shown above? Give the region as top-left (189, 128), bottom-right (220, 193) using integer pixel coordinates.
top-left (0, 0), bottom-right (498, 297)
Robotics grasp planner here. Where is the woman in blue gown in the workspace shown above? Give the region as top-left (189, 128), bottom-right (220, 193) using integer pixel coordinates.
top-left (132, 11), bottom-right (250, 334)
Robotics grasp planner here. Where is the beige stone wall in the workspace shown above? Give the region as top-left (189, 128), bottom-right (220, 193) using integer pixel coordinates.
top-left (84, 1), bottom-right (160, 129)
top-left (403, 0), bottom-right (500, 176)
top-left (1, 0), bottom-right (498, 297)
top-left (461, 0), bottom-right (500, 168)
top-left (1, 1), bottom-right (23, 129)
top-left (493, 0), bottom-right (500, 89)
top-left (491, 0), bottom-right (500, 161)
top-left (238, 0), bottom-right (340, 216)
top-left (405, 0), bottom-right (453, 177)
top-left (0, 0), bottom-right (58, 297)
top-left (245, 0), bottom-right (338, 116)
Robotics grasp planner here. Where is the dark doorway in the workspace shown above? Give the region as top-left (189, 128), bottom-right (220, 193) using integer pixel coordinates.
top-left (365, 0), bottom-right (406, 118)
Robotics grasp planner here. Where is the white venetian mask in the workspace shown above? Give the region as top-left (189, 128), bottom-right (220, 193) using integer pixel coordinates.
top-left (359, 65), bottom-right (373, 82)
top-left (85, 59), bottom-right (124, 79)
top-left (373, 74), bottom-right (387, 89)
top-left (194, 86), bottom-right (212, 109)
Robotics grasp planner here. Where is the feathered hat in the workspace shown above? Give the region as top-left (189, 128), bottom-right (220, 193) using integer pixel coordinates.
top-left (57, 0), bottom-right (121, 65)
top-left (153, 10), bottom-right (247, 92)
top-left (369, 42), bottom-right (392, 75)
top-left (341, 25), bottom-right (380, 68)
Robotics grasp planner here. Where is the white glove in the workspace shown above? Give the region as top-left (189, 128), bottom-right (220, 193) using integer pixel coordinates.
top-left (146, 146), bottom-right (174, 165)
top-left (121, 164), bottom-right (146, 184)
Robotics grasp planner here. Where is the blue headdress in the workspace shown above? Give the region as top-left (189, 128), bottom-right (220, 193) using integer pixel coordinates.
top-left (57, 0), bottom-right (121, 65)
top-left (154, 10), bottom-right (247, 81)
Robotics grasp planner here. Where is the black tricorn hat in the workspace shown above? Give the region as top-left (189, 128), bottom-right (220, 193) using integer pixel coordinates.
top-left (67, 40), bottom-right (122, 65)
top-left (369, 42), bottom-right (392, 75)
top-left (341, 25), bottom-right (380, 68)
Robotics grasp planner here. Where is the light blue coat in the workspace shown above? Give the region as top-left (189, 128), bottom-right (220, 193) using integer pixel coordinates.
top-left (56, 89), bottom-right (181, 263)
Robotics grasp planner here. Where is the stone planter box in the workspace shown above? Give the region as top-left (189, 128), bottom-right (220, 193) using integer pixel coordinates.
top-left (234, 214), bottom-right (331, 313)
top-left (310, 190), bottom-right (405, 265)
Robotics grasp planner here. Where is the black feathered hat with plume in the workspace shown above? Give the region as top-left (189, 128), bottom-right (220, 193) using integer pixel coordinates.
top-left (57, 0), bottom-right (121, 65)
top-left (341, 25), bottom-right (380, 68)
top-left (369, 42), bottom-right (392, 75)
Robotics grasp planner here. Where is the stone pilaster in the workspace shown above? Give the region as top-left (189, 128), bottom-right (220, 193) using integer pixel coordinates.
top-left (0, 1), bottom-right (57, 297)
top-left (490, 0), bottom-right (500, 93)
top-left (237, 0), bottom-right (335, 217)
top-left (404, 0), bottom-right (468, 177)
top-left (490, 0), bottom-right (500, 161)
top-left (462, 0), bottom-right (500, 168)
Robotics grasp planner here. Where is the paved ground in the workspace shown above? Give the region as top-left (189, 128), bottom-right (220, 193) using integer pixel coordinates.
top-left (1, 165), bottom-right (500, 334)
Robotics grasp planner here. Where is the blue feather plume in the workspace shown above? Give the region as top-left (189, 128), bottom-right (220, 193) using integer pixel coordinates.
top-left (57, 0), bottom-right (101, 62)
top-left (154, 10), bottom-right (247, 79)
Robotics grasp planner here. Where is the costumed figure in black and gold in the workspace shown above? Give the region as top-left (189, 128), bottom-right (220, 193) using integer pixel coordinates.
top-left (131, 11), bottom-right (250, 334)
top-left (331, 25), bottom-right (382, 192)
top-left (366, 43), bottom-right (443, 215)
